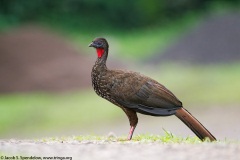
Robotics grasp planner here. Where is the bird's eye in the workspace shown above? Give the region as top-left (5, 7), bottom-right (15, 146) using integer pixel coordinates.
top-left (97, 42), bottom-right (102, 46)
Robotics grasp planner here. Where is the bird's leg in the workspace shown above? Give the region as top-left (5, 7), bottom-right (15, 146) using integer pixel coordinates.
top-left (121, 108), bottom-right (138, 140)
top-left (128, 125), bottom-right (136, 140)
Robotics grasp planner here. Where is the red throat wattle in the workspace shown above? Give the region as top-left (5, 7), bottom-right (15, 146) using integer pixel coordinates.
top-left (96, 48), bottom-right (105, 58)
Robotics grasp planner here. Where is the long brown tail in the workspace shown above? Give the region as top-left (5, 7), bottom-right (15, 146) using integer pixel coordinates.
top-left (175, 108), bottom-right (216, 141)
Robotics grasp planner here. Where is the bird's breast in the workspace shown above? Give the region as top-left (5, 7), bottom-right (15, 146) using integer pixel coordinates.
top-left (91, 67), bottom-right (113, 102)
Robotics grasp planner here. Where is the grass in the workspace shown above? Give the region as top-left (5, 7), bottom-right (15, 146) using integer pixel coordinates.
top-left (38, 131), bottom-right (206, 144)
top-left (37, 130), bottom-right (239, 144)
top-left (130, 131), bottom-right (204, 144)
top-left (0, 90), bottom-right (121, 137)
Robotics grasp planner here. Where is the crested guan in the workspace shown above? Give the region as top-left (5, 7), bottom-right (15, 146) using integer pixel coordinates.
top-left (89, 37), bottom-right (216, 141)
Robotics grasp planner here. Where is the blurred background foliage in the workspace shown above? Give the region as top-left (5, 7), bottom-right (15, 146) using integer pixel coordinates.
top-left (0, 0), bottom-right (239, 30)
top-left (0, 0), bottom-right (240, 139)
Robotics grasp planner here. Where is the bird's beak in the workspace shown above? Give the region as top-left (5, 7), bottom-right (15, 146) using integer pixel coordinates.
top-left (88, 42), bottom-right (94, 47)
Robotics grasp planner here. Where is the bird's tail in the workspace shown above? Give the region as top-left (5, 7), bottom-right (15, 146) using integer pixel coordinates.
top-left (175, 107), bottom-right (216, 141)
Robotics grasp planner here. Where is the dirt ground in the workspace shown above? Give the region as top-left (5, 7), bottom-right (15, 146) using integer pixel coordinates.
top-left (0, 138), bottom-right (239, 160)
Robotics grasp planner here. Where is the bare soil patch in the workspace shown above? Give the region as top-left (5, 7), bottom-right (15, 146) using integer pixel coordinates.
top-left (148, 12), bottom-right (240, 64)
top-left (0, 25), bottom-right (94, 93)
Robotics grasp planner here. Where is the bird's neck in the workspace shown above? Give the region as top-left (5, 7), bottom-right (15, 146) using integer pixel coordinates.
top-left (94, 48), bottom-right (108, 69)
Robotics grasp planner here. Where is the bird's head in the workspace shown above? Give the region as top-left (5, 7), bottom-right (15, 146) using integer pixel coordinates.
top-left (89, 37), bottom-right (109, 58)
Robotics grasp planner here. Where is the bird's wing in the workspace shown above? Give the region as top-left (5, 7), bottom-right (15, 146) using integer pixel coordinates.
top-left (136, 80), bottom-right (182, 108)
top-left (107, 70), bottom-right (182, 116)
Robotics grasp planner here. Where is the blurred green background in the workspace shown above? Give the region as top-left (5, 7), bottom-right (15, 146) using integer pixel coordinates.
top-left (0, 0), bottom-right (240, 139)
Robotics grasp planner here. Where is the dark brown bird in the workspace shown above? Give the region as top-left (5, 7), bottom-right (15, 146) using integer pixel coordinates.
top-left (89, 37), bottom-right (216, 141)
